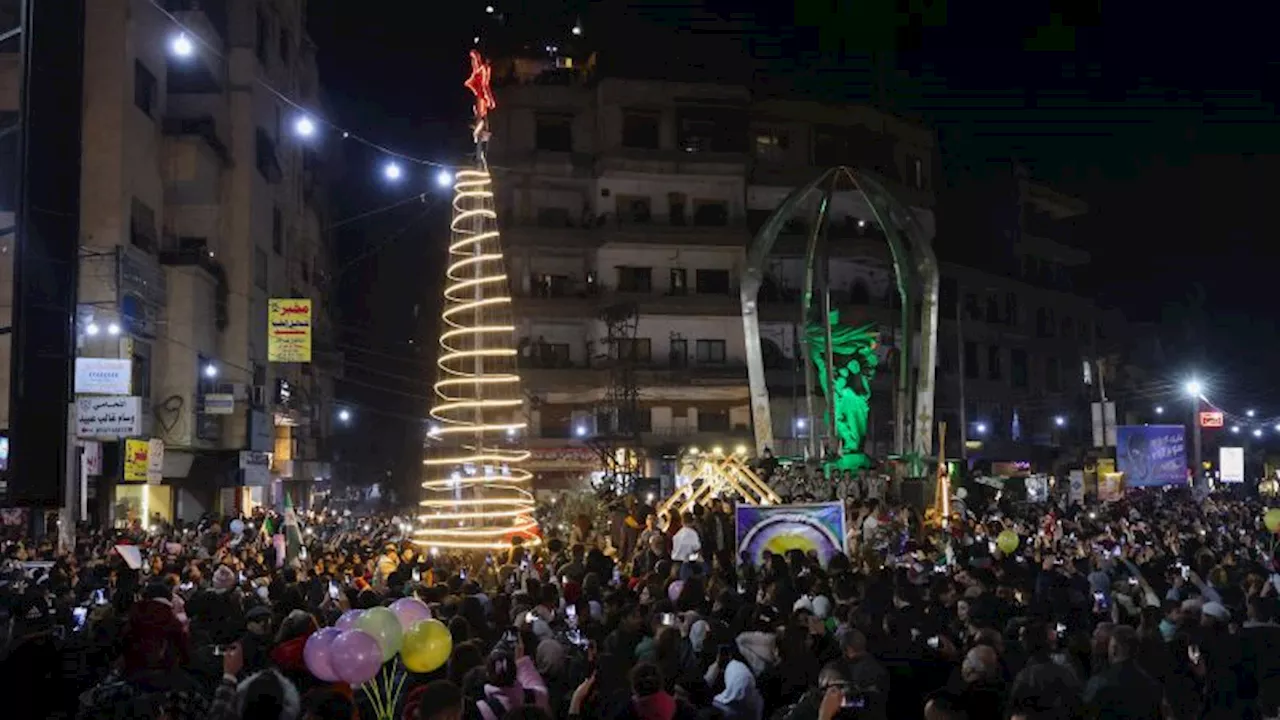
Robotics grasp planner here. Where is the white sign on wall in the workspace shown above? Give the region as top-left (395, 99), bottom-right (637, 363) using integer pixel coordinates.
top-left (1220, 446), bottom-right (1245, 483)
top-left (75, 396), bottom-right (141, 438)
top-left (74, 358), bottom-right (132, 395)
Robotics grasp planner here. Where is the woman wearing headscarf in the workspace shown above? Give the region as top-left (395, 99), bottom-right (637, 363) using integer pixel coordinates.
top-left (705, 646), bottom-right (763, 720)
top-left (474, 636), bottom-right (550, 720)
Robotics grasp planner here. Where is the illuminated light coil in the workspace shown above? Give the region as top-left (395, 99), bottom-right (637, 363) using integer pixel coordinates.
top-left (419, 165), bottom-right (538, 551)
top-left (443, 274), bottom-right (509, 300)
top-left (415, 522), bottom-right (539, 539)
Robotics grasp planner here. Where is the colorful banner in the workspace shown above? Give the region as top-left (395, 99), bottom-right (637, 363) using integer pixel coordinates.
top-left (1115, 424), bottom-right (1187, 487)
top-left (735, 502), bottom-right (846, 567)
top-left (268, 299), bottom-right (312, 362)
top-left (123, 438), bottom-right (149, 483)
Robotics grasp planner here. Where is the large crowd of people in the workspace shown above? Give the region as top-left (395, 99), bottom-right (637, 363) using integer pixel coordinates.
top-left (1, 478), bottom-right (1278, 720)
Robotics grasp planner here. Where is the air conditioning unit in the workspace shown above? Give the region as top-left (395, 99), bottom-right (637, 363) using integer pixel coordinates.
top-left (251, 385), bottom-right (268, 408)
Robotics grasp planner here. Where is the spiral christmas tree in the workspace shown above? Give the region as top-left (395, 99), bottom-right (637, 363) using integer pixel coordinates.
top-left (416, 51), bottom-right (539, 550)
top-left (416, 167), bottom-right (539, 550)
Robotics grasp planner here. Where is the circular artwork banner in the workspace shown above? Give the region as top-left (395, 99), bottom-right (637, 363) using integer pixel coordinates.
top-left (736, 502), bottom-right (846, 567)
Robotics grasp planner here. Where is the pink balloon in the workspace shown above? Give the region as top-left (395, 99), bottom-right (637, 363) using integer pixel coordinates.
top-left (303, 627), bottom-right (342, 682)
top-left (335, 609), bottom-right (364, 632)
top-left (667, 580), bottom-right (684, 602)
top-left (390, 597), bottom-right (432, 631)
top-left (329, 629), bottom-right (383, 686)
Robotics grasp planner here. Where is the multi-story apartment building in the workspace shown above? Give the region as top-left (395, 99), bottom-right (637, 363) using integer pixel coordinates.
top-left (486, 59), bottom-right (939, 489)
top-left (933, 172), bottom-right (1112, 467)
top-left (0, 0), bottom-right (338, 525)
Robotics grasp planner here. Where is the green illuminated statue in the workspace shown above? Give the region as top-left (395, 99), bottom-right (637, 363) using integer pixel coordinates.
top-left (805, 309), bottom-right (880, 470)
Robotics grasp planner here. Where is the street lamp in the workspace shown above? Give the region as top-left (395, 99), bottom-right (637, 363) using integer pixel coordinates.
top-left (1186, 378), bottom-right (1204, 487)
top-left (203, 363), bottom-right (218, 379)
top-left (975, 422), bottom-right (988, 435)
top-left (1247, 409), bottom-right (1256, 418)
top-left (1253, 428), bottom-right (1263, 438)
top-left (1054, 415), bottom-right (1066, 427)
top-left (169, 33), bottom-right (195, 59)
top-left (337, 408), bottom-right (352, 424)
top-left (1155, 405), bottom-right (1164, 415)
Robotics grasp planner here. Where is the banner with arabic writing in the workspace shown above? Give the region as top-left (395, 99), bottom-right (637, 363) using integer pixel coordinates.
top-left (268, 299), bottom-right (312, 363)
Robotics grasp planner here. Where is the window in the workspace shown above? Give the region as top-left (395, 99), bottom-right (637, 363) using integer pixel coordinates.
top-left (1060, 316), bottom-right (1074, 339)
top-left (133, 61), bottom-right (156, 116)
top-left (939, 277), bottom-right (957, 319)
top-left (272, 207), bottom-right (283, 255)
top-left (985, 294), bottom-right (1001, 323)
top-left (669, 338), bottom-right (688, 367)
top-left (753, 129), bottom-right (789, 160)
top-left (531, 274), bottom-right (570, 298)
top-left (535, 207), bottom-right (570, 227)
top-left (130, 198), bottom-right (157, 252)
top-left (255, 9), bottom-right (270, 65)
top-left (255, 128), bottom-right (283, 183)
top-left (132, 350), bottom-right (151, 402)
top-left (695, 269), bottom-right (731, 295)
top-left (616, 266), bottom-right (652, 293)
top-left (616, 338), bottom-right (652, 363)
top-left (621, 111), bottom-right (660, 149)
top-left (668, 268), bottom-right (688, 296)
top-left (987, 345), bottom-right (1002, 381)
top-left (964, 293), bottom-right (981, 321)
top-left (1011, 348), bottom-right (1028, 387)
top-left (1046, 357), bottom-right (1062, 392)
top-left (615, 196), bottom-right (652, 224)
top-left (1036, 307), bottom-right (1056, 338)
top-left (534, 114), bottom-right (573, 152)
top-left (692, 201), bottom-right (729, 226)
top-left (676, 108), bottom-right (746, 153)
top-left (279, 28), bottom-right (291, 65)
top-left (696, 339), bottom-right (727, 364)
top-left (963, 341), bottom-right (978, 379)
top-left (621, 408), bottom-right (652, 433)
top-left (812, 127), bottom-right (850, 164)
top-left (1004, 292), bottom-right (1019, 326)
top-left (668, 193), bottom-right (686, 226)
top-left (254, 247), bottom-right (268, 289)
top-left (697, 408), bottom-right (730, 432)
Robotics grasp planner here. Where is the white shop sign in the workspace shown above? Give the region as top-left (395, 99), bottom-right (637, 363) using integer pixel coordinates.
top-left (75, 396), bottom-right (142, 438)
top-left (74, 358), bottom-right (132, 395)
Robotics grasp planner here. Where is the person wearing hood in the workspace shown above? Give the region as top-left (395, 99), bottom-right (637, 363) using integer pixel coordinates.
top-left (475, 636), bottom-right (550, 720)
top-left (705, 644), bottom-right (763, 720)
top-left (187, 564), bottom-right (246, 646)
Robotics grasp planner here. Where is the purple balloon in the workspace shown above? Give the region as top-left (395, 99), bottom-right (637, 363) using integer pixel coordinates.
top-left (390, 597), bottom-right (432, 631)
top-left (667, 580), bottom-right (684, 602)
top-left (303, 627), bottom-right (342, 682)
top-left (335, 609), bottom-right (364, 632)
top-left (329, 629), bottom-right (383, 686)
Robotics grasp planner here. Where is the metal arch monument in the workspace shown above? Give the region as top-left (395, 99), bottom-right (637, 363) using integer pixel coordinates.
top-left (740, 166), bottom-right (940, 475)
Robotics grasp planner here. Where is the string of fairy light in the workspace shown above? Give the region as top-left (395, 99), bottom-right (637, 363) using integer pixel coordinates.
top-left (146, 0), bottom-right (584, 185)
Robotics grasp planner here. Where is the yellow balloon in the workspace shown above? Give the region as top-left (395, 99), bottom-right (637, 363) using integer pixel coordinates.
top-left (1264, 508), bottom-right (1280, 534)
top-left (996, 529), bottom-right (1019, 554)
top-left (400, 618), bottom-right (452, 674)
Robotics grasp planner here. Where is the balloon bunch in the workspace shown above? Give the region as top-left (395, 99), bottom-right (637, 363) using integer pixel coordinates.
top-left (303, 598), bottom-right (454, 720)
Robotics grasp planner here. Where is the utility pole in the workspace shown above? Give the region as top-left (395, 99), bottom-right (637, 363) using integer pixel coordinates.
top-left (7, 0), bottom-right (85, 536)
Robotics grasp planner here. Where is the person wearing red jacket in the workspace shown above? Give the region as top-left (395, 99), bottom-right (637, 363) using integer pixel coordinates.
top-left (123, 581), bottom-right (191, 676)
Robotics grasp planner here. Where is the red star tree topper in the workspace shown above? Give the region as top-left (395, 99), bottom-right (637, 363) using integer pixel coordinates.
top-left (464, 50), bottom-right (496, 122)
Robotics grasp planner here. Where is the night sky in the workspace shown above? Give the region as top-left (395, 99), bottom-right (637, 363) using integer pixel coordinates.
top-left (306, 1), bottom-right (1280, 487)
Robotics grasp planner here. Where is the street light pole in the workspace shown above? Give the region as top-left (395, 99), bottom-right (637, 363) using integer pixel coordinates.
top-left (1186, 379), bottom-right (1204, 488)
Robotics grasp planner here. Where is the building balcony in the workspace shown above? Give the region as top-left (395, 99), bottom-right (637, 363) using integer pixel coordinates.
top-left (595, 147), bottom-right (748, 177)
top-left (593, 216), bottom-right (748, 248)
top-left (519, 358), bottom-right (748, 390)
top-left (639, 426), bottom-right (753, 452)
